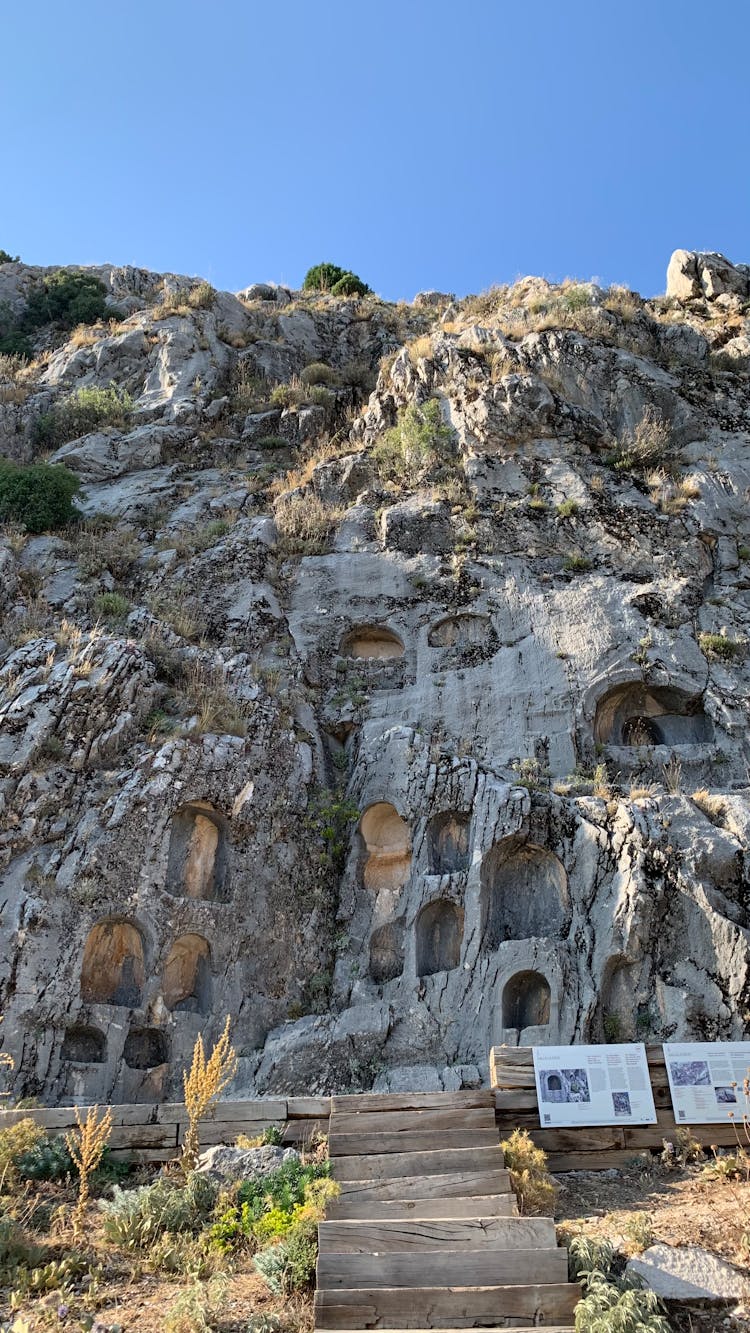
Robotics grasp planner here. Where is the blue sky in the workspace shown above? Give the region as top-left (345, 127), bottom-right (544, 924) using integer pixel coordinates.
top-left (2, 1), bottom-right (748, 301)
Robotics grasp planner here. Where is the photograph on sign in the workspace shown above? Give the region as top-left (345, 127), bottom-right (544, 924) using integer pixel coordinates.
top-left (663, 1042), bottom-right (750, 1124)
top-left (532, 1044), bottom-right (657, 1128)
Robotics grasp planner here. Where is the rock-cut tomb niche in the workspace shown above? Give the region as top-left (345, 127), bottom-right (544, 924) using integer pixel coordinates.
top-left (482, 839), bottom-right (568, 948)
top-left (594, 683), bottom-right (713, 747)
top-left (80, 921), bottom-right (145, 1007)
top-left (166, 802), bottom-right (229, 901)
top-left (416, 898), bottom-right (464, 977)
top-left (360, 803), bottom-right (411, 891)
top-left (427, 811), bottom-right (471, 875)
top-left (428, 613), bottom-right (488, 648)
top-left (61, 1025), bottom-right (106, 1064)
top-left (502, 970), bottom-right (551, 1031)
top-left (123, 1027), bottom-right (170, 1069)
top-left (162, 935), bottom-right (212, 1014)
top-left (369, 921), bottom-right (405, 983)
top-left (340, 625), bottom-right (405, 660)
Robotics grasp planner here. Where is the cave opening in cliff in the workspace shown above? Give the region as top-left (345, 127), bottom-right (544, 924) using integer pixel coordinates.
top-left (481, 839), bottom-right (568, 946)
top-left (416, 898), bottom-right (464, 976)
top-left (594, 683), bottom-right (713, 747)
top-left (166, 802), bottom-right (229, 900)
top-left (360, 802), bottom-right (411, 891)
top-left (162, 934), bottom-right (212, 1013)
top-left (123, 1026), bottom-right (170, 1069)
top-left (80, 921), bottom-right (145, 1007)
top-left (502, 970), bottom-right (551, 1030)
top-left (61, 1025), bottom-right (106, 1064)
top-left (369, 920), bottom-right (405, 983)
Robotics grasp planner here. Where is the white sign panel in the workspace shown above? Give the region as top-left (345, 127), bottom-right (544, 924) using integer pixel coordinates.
top-left (664, 1042), bottom-right (750, 1124)
top-left (532, 1044), bottom-right (658, 1127)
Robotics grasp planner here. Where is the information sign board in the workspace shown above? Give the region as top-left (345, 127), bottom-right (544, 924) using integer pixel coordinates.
top-left (532, 1043), bottom-right (657, 1127)
top-left (663, 1041), bottom-right (750, 1124)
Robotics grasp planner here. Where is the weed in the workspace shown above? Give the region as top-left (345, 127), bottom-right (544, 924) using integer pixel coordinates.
top-left (623, 1211), bottom-right (654, 1253)
top-left (164, 1273), bottom-right (229, 1333)
top-left (93, 591), bottom-right (130, 624)
top-left (698, 631), bottom-right (743, 660)
top-left (274, 493), bottom-right (343, 555)
top-left (33, 383), bottom-right (132, 449)
top-left (563, 553), bottom-right (592, 573)
top-left (611, 406), bottom-right (672, 474)
top-left (181, 1017), bottom-right (238, 1173)
top-left (691, 787), bottom-right (727, 825)
top-left (65, 1104), bottom-right (113, 1238)
top-left (662, 757), bottom-right (682, 794)
top-left (0, 1120), bottom-right (46, 1190)
top-left (556, 498), bottom-right (579, 518)
top-left (500, 1128), bottom-right (556, 1215)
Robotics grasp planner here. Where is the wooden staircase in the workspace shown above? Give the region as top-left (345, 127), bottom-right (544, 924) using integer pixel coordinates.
top-left (315, 1089), bottom-right (579, 1331)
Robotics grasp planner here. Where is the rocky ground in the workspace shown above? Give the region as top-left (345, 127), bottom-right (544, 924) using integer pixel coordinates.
top-left (0, 248), bottom-right (749, 1103)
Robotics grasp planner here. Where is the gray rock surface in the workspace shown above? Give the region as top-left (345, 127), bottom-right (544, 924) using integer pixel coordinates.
top-left (196, 1143), bottom-right (300, 1183)
top-left (0, 250), bottom-right (749, 1103)
top-left (628, 1243), bottom-right (750, 1301)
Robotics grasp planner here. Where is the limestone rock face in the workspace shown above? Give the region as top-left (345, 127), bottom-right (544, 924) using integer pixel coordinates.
top-left (0, 252), bottom-right (749, 1102)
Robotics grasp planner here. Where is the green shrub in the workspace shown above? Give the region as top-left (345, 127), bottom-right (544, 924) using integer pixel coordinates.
top-left (0, 250), bottom-right (19, 265)
top-left (373, 399), bottom-right (456, 484)
top-left (253, 1217), bottom-right (318, 1295)
top-left (575, 1272), bottom-right (670, 1333)
top-left (698, 632), bottom-right (743, 660)
top-left (0, 1119), bottom-right (46, 1187)
top-left (568, 1234), bottom-right (616, 1281)
top-left (33, 383), bottom-right (132, 449)
top-left (300, 361), bottom-right (337, 387)
top-left (23, 269), bottom-right (111, 330)
top-left (16, 1135), bottom-right (74, 1182)
top-left (0, 461), bottom-right (80, 532)
top-left (100, 1172), bottom-right (218, 1248)
top-left (93, 591), bottom-right (131, 624)
top-left (563, 553), bottom-right (592, 573)
top-left (556, 498), bottom-right (579, 518)
top-left (254, 434), bottom-right (288, 450)
top-left (302, 262), bottom-right (370, 296)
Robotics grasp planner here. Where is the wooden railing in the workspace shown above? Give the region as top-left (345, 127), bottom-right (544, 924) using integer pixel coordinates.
top-left (490, 1044), bottom-right (743, 1172)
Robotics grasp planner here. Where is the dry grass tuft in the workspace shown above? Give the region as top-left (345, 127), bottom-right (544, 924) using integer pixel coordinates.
top-left (274, 493), bottom-right (343, 555)
top-left (500, 1128), bottom-right (556, 1215)
top-left (180, 1016), bottom-right (238, 1173)
top-left (691, 787), bottom-right (728, 825)
top-left (65, 1104), bottom-right (113, 1238)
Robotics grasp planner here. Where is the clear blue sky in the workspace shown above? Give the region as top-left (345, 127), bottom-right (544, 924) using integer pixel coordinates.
top-left (2, 1), bottom-right (748, 301)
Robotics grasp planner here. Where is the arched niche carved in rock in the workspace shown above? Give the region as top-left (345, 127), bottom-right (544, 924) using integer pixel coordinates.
top-left (162, 935), bottom-right (212, 1014)
top-left (360, 802), bottom-right (411, 891)
top-left (340, 625), bottom-right (404, 660)
top-left (123, 1026), bottom-right (170, 1070)
top-left (427, 811), bottom-right (471, 875)
top-left (166, 802), bottom-right (229, 901)
top-left (428, 613), bottom-right (489, 648)
top-left (369, 921), bottom-right (404, 983)
top-left (502, 970), bottom-right (551, 1031)
top-left (61, 1025), bottom-right (106, 1064)
top-left (482, 839), bottom-right (568, 947)
top-left (416, 898), bottom-right (464, 977)
top-left (80, 921), bottom-right (145, 1007)
top-left (594, 683), bottom-right (713, 747)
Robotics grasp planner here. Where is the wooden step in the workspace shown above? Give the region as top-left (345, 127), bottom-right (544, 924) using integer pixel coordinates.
top-left (319, 1217), bottom-right (557, 1254)
top-left (333, 1145), bottom-right (504, 1181)
top-left (331, 1091), bottom-right (492, 1113)
top-left (322, 1327), bottom-right (575, 1332)
top-left (330, 1128), bottom-right (500, 1157)
top-left (334, 1168), bottom-right (512, 1204)
top-left (314, 1282), bottom-right (580, 1328)
top-left (317, 1248), bottom-right (569, 1290)
top-left (331, 1107), bottom-right (497, 1136)
top-left (328, 1194), bottom-right (518, 1221)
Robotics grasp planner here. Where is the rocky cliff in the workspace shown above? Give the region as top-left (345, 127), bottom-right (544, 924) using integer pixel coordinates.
top-left (0, 248), bottom-right (748, 1103)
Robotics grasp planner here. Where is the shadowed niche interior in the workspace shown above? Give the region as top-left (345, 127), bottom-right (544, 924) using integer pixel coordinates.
top-left (369, 921), bottom-right (405, 983)
top-left (482, 839), bottom-right (568, 946)
top-left (428, 810), bottom-right (471, 874)
top-left (340, 625), bottom-right (405, 660)
top-left (428, 613), bottom-right (488, 648)
top-left (80, 921), bottom-right (145, 1007)
top-left (123, 1027), bottom-right (170, 1070)
top-left (162, 934), bottom-right (212, 1013)
top-left (360, 802), bottom-right (411, 891)
top-left (502, 970), bottom-right (551, 1031)
top-left (166, 802), bottom-right (229, 900)
top-left (416, 898), bottom-right (464, 976)
top-left (594, 683), bottom-right (713, 746)
top-left (61, 1025), bottom-right (106, 1064)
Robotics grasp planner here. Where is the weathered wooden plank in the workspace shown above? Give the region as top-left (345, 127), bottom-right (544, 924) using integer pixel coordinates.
top-left (332, 1107), bottom-right (497, 1136)
top-left (286, 1095), bottom-right (331, 1118)
top-left (177, 1119), bottom-right (277, 1147)
top-left (546, 1148), bottom-right (654, 1172)
top-left (109, 1124), bottom-right (179, 1150)
top-left (282, 1118), bottom-right (329, 1144)
top-left (109, 1147), bottom-right (175, 1164)
top-left (331, 1090), bottom-right (493, 1113)
top-left (334, 1168), bottom-right (512, 1203)
top-left (314, 1284), bottom-right (579, 1330)
top-left (494, 1090), bottom-right (540, 1112)
top-left (333, 1145), bottom-right (504, 1181)
top-left (623, 1119), bottom-right (740, 1150)
top-left (317, 1248), bottom-right (568, 1290)
top-left (314, 1328), bottom-right (575, 1333)
top-left (330, 1128), bottom-right (500, 1157)
top-left (319, 1217), bottom-right (557, 1254)
top-left (156, 1098), bottom-right (286, 1124)
top-left (327, 1194), bottom-right (518, 1221)
top-left (0, 1104), bottom-right (161, 1130)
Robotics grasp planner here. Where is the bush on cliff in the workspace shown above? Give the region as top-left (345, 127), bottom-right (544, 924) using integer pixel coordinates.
top-left (0, 460), bottom-right (80, 532)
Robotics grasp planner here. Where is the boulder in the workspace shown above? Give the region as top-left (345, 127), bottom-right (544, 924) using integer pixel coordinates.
top-left (667, 250), bottom-right (750, 303)
top-left (196, 1143), bottom-right (300, 1184)
top-left (627, 1243), bottom-right (750, 1302)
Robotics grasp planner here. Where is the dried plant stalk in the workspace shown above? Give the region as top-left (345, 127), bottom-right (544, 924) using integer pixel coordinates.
top-left (180, 1015), bottom-right (238, 1172)
top-left (65, 1103), bottom-right (113, 1237)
